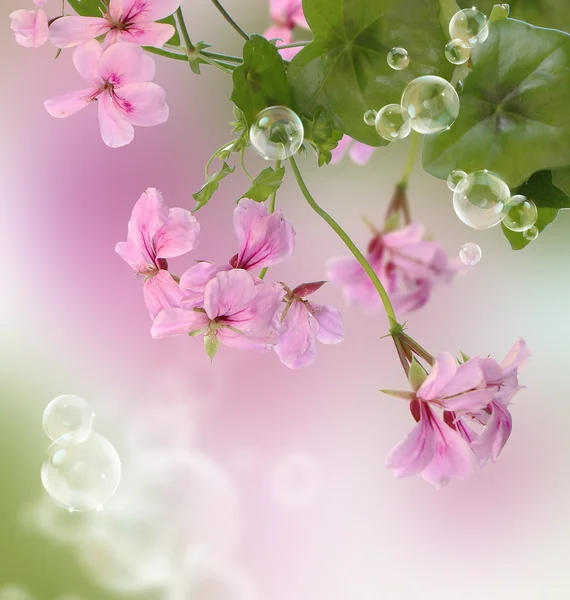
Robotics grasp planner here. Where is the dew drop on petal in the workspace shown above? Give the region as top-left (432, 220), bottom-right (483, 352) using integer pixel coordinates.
top-left (449, 8), bottom-right (489, 48)
top-left (387, 47), bottom-right (410, 70)
top-left (270, 453), bottom-right (322, 509)
top-left (503, 195), bottom-right (538, 232)
top-left (453, 170), bottom-right (510, 229)
top-left (249, 106), bottom-right (304, 160)
top-left (459, 242), bottom-right (482, 266)
top-left (401, 76), bottom-right (460, 135)
top-left (374, 104), bottom-right (412, 141)
top-left (523, 225), bottom-right (539, 241)
top-left (447, 169), bottom-right (468, 192)
top-left (43, 395), bottom-right (95, 445)
top-left (41, 433), bottom-right (121, 512)
top-left (445, 38), bottom-right (471, 65)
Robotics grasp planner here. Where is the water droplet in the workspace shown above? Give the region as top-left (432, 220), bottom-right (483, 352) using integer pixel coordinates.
top-left (374, 104), bottom-right (412, 141)
top-left (447, 169), bottom-right (468, 192)
top-left (449, 8), bottom-right (489, 48)
top-left (456, 80), bottom-right (464, 93)
top-left (43, 395), bottom-right (95, 445)
top-left (270, 453), bottom-right (322, 509)
top-left (523, 225), bottom-right (539, 241)
top-left (41, 433), bottom-right (121, 512)
top-left (503, 195), bottom-right (538, 232)
top-left (387, 47), bottom-right (410, 70)
top-left (401, 76), bottom-right (460, 135)
top-left (453, 170), bottom-right (510, 229)
top-left (249, 106), bottom-right (304, 160)
top-left (363, 110), bottom-right (377, 126)
top-left (445, 39), bottom-right (471, 65)
top-left (459, 242), bottom-right (482, 266)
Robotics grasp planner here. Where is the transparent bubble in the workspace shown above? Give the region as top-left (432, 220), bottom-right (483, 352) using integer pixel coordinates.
top-left (363, 110), bottom-right (377, 126)
top-left (447, 169), bottom-right (468, 192)
top-left (459, 242), bottom-right (482, 266)
top-left (41, 433), bottom-right (121, 512)
top-left (449, 8), bottom-right (489, 48)
top-left (503, 195), bottom-right (538, 232)
top-left (456, 80), bottom-right (464, 93)
top-left (401, 76), bottom-right (460, 135)
top-left (387, 47), bottom-right (410, 70)
top-left (445, 39), bottom-right (471, 65)
top-left (0, 585), bottom-right (34, 600)
top-left (374, 104), bottom-right (412, 142)
top-left (453, 170), bottom-right (511, 229)
top-left (43, 395), bottom-right (95, 445)
top-left (249, 106), bottom-right (304, 160)
top-left (270, 453), bottom-right (323, 509)
top-left (523, 225), bottom-right (539, 241)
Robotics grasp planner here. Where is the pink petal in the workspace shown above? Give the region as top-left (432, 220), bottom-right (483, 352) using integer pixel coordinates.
top-left (116, 22), bottom-right (177, 48)
top-left (438, 358), bottom-right (485, 398)
top-left (471, 402), bottom-right (512, 463)
top-left (217, 329), bottom-right (274, 352)
top-left (73, 40), bottom-right (104, 85)
top-left (348, 142), bottom-right (375, 165)
top-left (440, 388), bottom-right (495, 412)
top-left (98, 92), bottom-right (135, 147)
top-left (128, 0), bottom-right (182, 22)
top-left (308, 303), bottom-right (344, 345)
top-left (329, 135), bottom-right (352, 164)
top-left (274, 300), bottom-right (317, 369)
top-left (98, 42), bottom-right (156, 86)
top-left (10, 9), bottom-right (49, 48)
top-left (233, 200), bottom-right (295, 271)
top-left (279, 45), bottom-right (303, 61)
top-left (417, 353), bottom-right (458, 402)
top-left (126, 187), bottom-right (168, 264)
top-left (384, 223), bottom-right (425, 248)
top-left (151, 307), bottom-right (209, 339)
top-left (269, 0), bottom-right (290, 23)
top-left (116, 82), bottom-right (169, 127)
top-left (115, 239), bottom-right (145, 272)
top-left (263, 25), bottom-right (292, 46)
top-left (44, 88), bottom-right (94, 119)
top-left (154, 207), bottom-right (200, 259)
top-left (204, 270), bottom-right (257, 322)
top-left (49, 16), bottom-right (109, 48)
top-left (180, 263), bottom-right (231, 296)
top-left (143, 270), bottom-right (184, 319)
top-left (500, 337), bottom-right (530, 373)
top-left (389, 278), bottom-right (431, 315)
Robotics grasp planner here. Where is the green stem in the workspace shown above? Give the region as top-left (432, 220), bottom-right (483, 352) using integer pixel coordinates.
top-left (175, 7), bottom-right (194, 51)
top-left (144, 46), bottom-right (188, 61)
top-left (289, 156), bottom-right (397, 326)
top-left (398, 132), bottom-right (421, 188)
top-left (198, 54), bottom-right (234, 75)
top-left (259, 158), bottom-right (282, 280)
top-left (240, 150), bottom-right (254, 180)
top-left (202, 50), bottom-right (242, 64)
top-left (210, 0), bottom-right (249, 41)
top-left (276, 41), bottom-right (309, 49)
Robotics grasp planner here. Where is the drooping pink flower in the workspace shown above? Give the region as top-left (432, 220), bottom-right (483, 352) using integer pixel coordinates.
top-left (49, 0), bottom-right (181, 49)
top-left (45, 41), bottom-right (169, 147)
top-left (116, 188), bottom-right (200, 319)
top-left (10, 9), bottom-right (49, 48)
top-left (327, 223), bottom-right (459, 316)
top-left (330, 135), bottom-right (376, 166)
top-left (264, 0), bottom-right (309, 60)
top-left (273, 281), bottom-right (343, 369)
top-left (152, 269), bottom-right (284, 357)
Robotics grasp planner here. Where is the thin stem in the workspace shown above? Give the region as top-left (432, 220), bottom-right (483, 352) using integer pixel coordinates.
top-left (276, 41), bottom-right (309, 49)
top-left (259, 159), bottom-right (282, 280)
top-left (289, 156), bottom-right (397, 326)
top-left (198, 54), bottom-right (234, 75)
top-left (175, 7), bottom-right (194, 51)
top-left (144, 46), bottom-right (188, 61)
top-left (401, 334), bottom-right (434, 367)
top-left (240, 150), bottom-right (253, 180)
top-left (210, 0), bottom-right (249, 41)
top-left (398, 132), bottom-right (421, 188)
top-left (202, 50), bottom-right (242, 64)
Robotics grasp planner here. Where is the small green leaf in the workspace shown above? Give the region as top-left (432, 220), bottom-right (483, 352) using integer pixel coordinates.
top-left (489, 3), bottom-right (510, 22)
top-left (379, 390), bottom-right (416, 400)
top-left (157, 15), bottom-right (180, 47)
top-left (204, 334), bottom-right (220, 361)
top-left (301, 108), bottom-right (344, 166)
top-left (192, 162), bottom-right (235, 211)
top-left (230, 35), bottom-right (290, 127)
top-left (67, 0), bottom-right (105, 16)
top-left (241, 167), bottom-right (285, 202)
top-left (460, 351), bottom-right (470, 363)
top-left (384, 212), bottom-right (402, 233)
top-left (552, 167), bottom-right (570, 196)
top-left (408, 357), bottom-right (428, 392)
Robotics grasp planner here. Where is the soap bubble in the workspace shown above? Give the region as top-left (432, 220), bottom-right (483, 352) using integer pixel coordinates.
top-left (270, 453), bottom-right (323, 509)
top-left (523, 225), bottom-right (539, 241)
top-left (249, 106), bottom-right (304, 160)
top-left (43, 395), bottom-right (95, 445)
top-left (449, 8), bottom-right (489, 48)
top-left (363, 110), bottom-right (377, 126)
top-left (41, 433), bottom-right (121, 512)
top-left (445, 39), bottom-right (471, 65)
top-left (447, 169), bottom-right (468, 192)
top-left (374, 104), bottom-right (411, 141)
top-left (459, 242), bottom-right (482, 266)
top-left (453, 170), bottom-right (510, 229)
top-left (503, 195), bottom-right (538, 232)
top-left (401, 76), bottom-right (460, 135)
top-left (387, 47), bottom-right (410, 70)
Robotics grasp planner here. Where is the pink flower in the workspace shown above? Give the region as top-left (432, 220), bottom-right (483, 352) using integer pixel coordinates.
top-left (49, 0), bottom-right (181, 49)
top-left (116, 188), bottom-right (200, 319)
top-left (45, 41), bottom-right (169, 147)
top-left (10, 9), bottom-right (49, 48)
top-left (330, 136), bottom-right (375, 166)
top-left (327, 223), bottom-right (459, 316)
top-left (152, 269), bottom-right (284, 357)
top-left (264, 0), bottom-right (309, 60)
top-left (273, 281), bottom-right (343, 368)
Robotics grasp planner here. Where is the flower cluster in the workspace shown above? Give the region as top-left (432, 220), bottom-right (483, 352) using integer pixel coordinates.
top-left (117, 189), bottom-right (344, 366)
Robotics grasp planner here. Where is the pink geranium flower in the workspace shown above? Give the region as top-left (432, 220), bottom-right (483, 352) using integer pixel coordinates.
top-left (330, 135), bottom-right (376, 166)
top-left (273, 281), bottom-right (343, 368)
top-left (45, 40), bottom-right (169, 147)
top-left (264, 0), bottom-right (309, 60)
top-left (327, 223), bottom-right (459, 316)
top-left (152, 269), bottom-right (283, 357)
top-left (10, 9), bottom-right (49, 48)
top-left (116, 188), bottom-right (200, 319)
top-left (50, 0), bottom-right (181, 49)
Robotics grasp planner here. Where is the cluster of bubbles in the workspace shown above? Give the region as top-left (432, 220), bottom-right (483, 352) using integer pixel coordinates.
top-left (249, 105), bottom-right (305, 160)
top-left (41, 395), bottom-right (121, 512)
top-left (446, 8), bottom-right (490, 65)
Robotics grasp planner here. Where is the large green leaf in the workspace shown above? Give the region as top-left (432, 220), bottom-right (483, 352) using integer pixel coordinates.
top-left (502, 170), bottom-right (570, 249)
top-left (552, 167), bottom-right (570, 196)
top-left (423, 19), bottom-right (570, 188)
top-left (287, 0), bottom-right (458, 146)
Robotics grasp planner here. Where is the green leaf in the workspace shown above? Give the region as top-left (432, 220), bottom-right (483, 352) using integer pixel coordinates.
top-left (301, 108), bottom-right (344, 166)
top-left (241, 167), bottom-right (285, 202)
top-left (192, 162), bottom-right (235, 211)
top-left (489, 3), bottom-right (510, 22)
top-left (67, 0), bottom-right (104, 16)
top-left (502, 170), bottom-right (569, 249)
top-left (231, 35), bottom-right (290, 127)
top-left (423, 19), bottom-right (570, 188)
top-left (157, 15), bottom-right (180, 47)
top-left (204, 334), bottom-right (220, 362)
top-left (552, 167), bottom-right (570, 196)
top-left (288, 0), bottom-right (457, 147)
top-left (408, 358), bottom-right (428, 392)
top-left (379, 390), bottom-right (416, 400)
